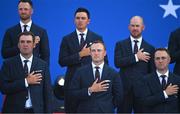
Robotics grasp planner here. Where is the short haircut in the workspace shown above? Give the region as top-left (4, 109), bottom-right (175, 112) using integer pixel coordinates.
top-left (154, 48), bottom-right (170, 57)
top-left (90, 40), bottom-right (106, 51)
top-left (18, 0), bottom-right (33, 8)
top-left (18, 31), bottom-right (35, 42)
top-left (74, 7), bottom-right (90, 19)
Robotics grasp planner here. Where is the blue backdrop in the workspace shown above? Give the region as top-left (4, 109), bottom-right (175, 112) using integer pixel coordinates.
top-left (0, 0), bottom-right (180, 111)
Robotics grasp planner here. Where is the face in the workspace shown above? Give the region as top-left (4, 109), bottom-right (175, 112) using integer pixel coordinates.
top-left (90, 43), bottom-right (106, 64)
top-left (74, 12), bottom-right (90, 32)
top-left (18, 2), bottom-right (33, 21)
top-left (18, 35), bottom-right (35, 57)
top-left (154, 50), bottom-right (170, 72)
top-left (128, 16), bottom-right (144, 38)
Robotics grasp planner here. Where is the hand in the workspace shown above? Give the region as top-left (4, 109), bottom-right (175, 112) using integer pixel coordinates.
top-left (136, 48), bottom-right (151, 62)
top-left (165, 83), bottom-right (179, 96)
top-left (89, 79), bottom-right (110, 93)
top-left (79, 44), bottom-right (90, 57)
top-left (26, 71), bottom-right (42, 85)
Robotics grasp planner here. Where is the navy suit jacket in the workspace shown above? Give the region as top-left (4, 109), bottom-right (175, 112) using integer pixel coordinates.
top-left (1, 23), bottom-right (50, 64)
top-left (59, 30), bottom-right (108, 89)
top-left (114, 38), bottom-right (155, 93)
top-left (168, 28), bottom-right (180, 76)
top-left (70, 64), bottom-right (123, 113)
top-left (0, 55), bottom-right (53, 113)
top-left (141, 72), bottom-right (180, 113)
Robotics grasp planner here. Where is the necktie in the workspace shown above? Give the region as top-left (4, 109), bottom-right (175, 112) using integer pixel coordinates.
top-left (160, 75), bottom-right (166, 90)
top-left (24, 25), bottom-right (28, 32)
top-left (134, 40), bottom-right (139, 54)
top-left (23, 60), bottom-right (29, 76)
top-left (95, 66), bottom-right (100, 82)
top-left (80, 33), bottom-right (85, 48)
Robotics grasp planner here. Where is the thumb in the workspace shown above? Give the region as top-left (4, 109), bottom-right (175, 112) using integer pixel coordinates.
top-left (83, 44), bottom-right (87, 49)
top-left (140, 48), bottom-right (144, 52)
top-left (94, 78), bottom-right (98, 84)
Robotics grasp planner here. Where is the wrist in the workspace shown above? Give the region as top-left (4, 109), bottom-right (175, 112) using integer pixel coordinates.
top-left (88, 87), bottom-right (93, 93)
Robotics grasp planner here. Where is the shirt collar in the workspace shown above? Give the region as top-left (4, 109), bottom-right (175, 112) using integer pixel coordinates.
top-left (156, 70), bottom-right (169, 78)
top-left (92, 62), bottom-right (104, 70)
top-left (20, 20), bottom-right (32, 28)
top-left (76, 28), bottom-right (88, 36)
top-left (20, 54), bottom-right (33, 63)
top-left (130, 35), bottom-right (142, 43)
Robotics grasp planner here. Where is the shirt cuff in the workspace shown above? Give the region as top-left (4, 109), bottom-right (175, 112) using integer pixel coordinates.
top-left (25, 78), bottom-right (29, 88)
top-left (88, 87), bottom-right (92, 96)
top-left (135, 54), bottom-right (139, 62)
top-left (163, 90), bottom-right (168, 99)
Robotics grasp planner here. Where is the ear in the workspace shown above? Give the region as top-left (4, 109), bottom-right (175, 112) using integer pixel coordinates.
top-left (142, 25), bottom-right (145, 31)
top-left (18, 43), bottom-right (20, 49)
top-left (87, 19), bottom-right (90, 25)
top-left (33, 43), bottom-right (36, 48)
top-left (104, 50), bottom-right (107, 57)
top-left (31, 8), bottom-right (34, 15)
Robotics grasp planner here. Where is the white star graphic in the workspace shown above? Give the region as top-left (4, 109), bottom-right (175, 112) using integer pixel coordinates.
top-left (159, 0), bottom-right (180, 18)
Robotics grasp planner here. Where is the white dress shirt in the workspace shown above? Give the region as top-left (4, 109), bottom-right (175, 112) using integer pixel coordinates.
top-left (130, 35), bottom-right (142, 62)
top-left (20, 20), bottom-right (32, 32)
top-left (20, 54), bottom-right (33, 108)
top-left (156, 70), bottom-right (169, 98)
top-left (76, 28), bottom-right (88, 45)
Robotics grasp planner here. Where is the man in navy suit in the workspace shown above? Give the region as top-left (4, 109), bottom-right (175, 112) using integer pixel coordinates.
top-left (168, 28), bottom-right (180, 76)
top-left (70, 40), bottom-right (123, 113)
top-left (114, 16), bottom-right (155, 113)
top-left (0, 32), bottom-right (53, 113)
top-left (1, 0), bottom-right (50, 64)
top-left (58, 7), bottom-right (107, 113)
top-left (141, 48), bottom-right (180, 113)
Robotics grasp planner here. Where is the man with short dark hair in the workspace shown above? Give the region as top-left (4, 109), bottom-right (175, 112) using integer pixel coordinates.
top-left (141, 48), bottom-right (180, 113)
top-left (0, 32), bottom-right (53, 113)
top-left (58, 7), bottom-right (108, 113)
top-left (1, 0), bottom-right (50, 64)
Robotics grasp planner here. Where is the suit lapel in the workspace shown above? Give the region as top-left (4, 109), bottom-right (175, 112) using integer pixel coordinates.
top-left (89, 64), bottom-right (96, 83)
top-left (167, 72), bottom-right (174, 85)
top-left (17, 24), bottom-right (22, 33)
top-left (71, 31), bottom-right (81, 51)
top-left (151, 72), bottom-right (163, 90)
top-left (101, 64), bottom-right (109, 81)
top-left (30, 56), bottom-right (38, 73)
top-left (15, 55), bottom-right (26, 78)
top-left (127, 38), bottom-right (133, 54)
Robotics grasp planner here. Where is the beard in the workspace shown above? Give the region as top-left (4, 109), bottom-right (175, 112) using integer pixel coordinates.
top-left (20, 14), bottom-right (31, 21)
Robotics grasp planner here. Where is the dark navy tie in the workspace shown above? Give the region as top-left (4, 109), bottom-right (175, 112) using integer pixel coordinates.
top-left (95, 66), bottom-right (100, 82)
top-left (23, 60), bottom-right (29, 76)
top-left (134, 40), bottom-right (139, 54)
top-left (161, 75), bottom-right (166, 90)
top-left (23, 25), bottom-right (28, 32)
top-left (80, 33), bottom-right (85, 48)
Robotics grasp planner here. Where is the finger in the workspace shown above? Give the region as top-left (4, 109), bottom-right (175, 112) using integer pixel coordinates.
top-left (83, 44), bottom-right (87, 49)
top-left (94, 78), bottom-right (98, 84)
top-left (30, 71), bottom-right (35, 75)
top-left (139, 48), bottom-right (144, 52)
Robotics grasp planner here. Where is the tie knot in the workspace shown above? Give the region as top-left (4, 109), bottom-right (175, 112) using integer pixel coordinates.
top-left (160, 75), bottom-right (166, 79)
top-left (134, 40), bottom-right (139, 43)
top-left (24, 25), bottom-right (28, 27)
top-left (80, 33), bottom-right (84, 37)
top-left (24, 60), bottom-right (29, 64)
top-left (95, 66), bottom-right (100, 70)
top-left (23, 25), bottom-right (28, 32)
